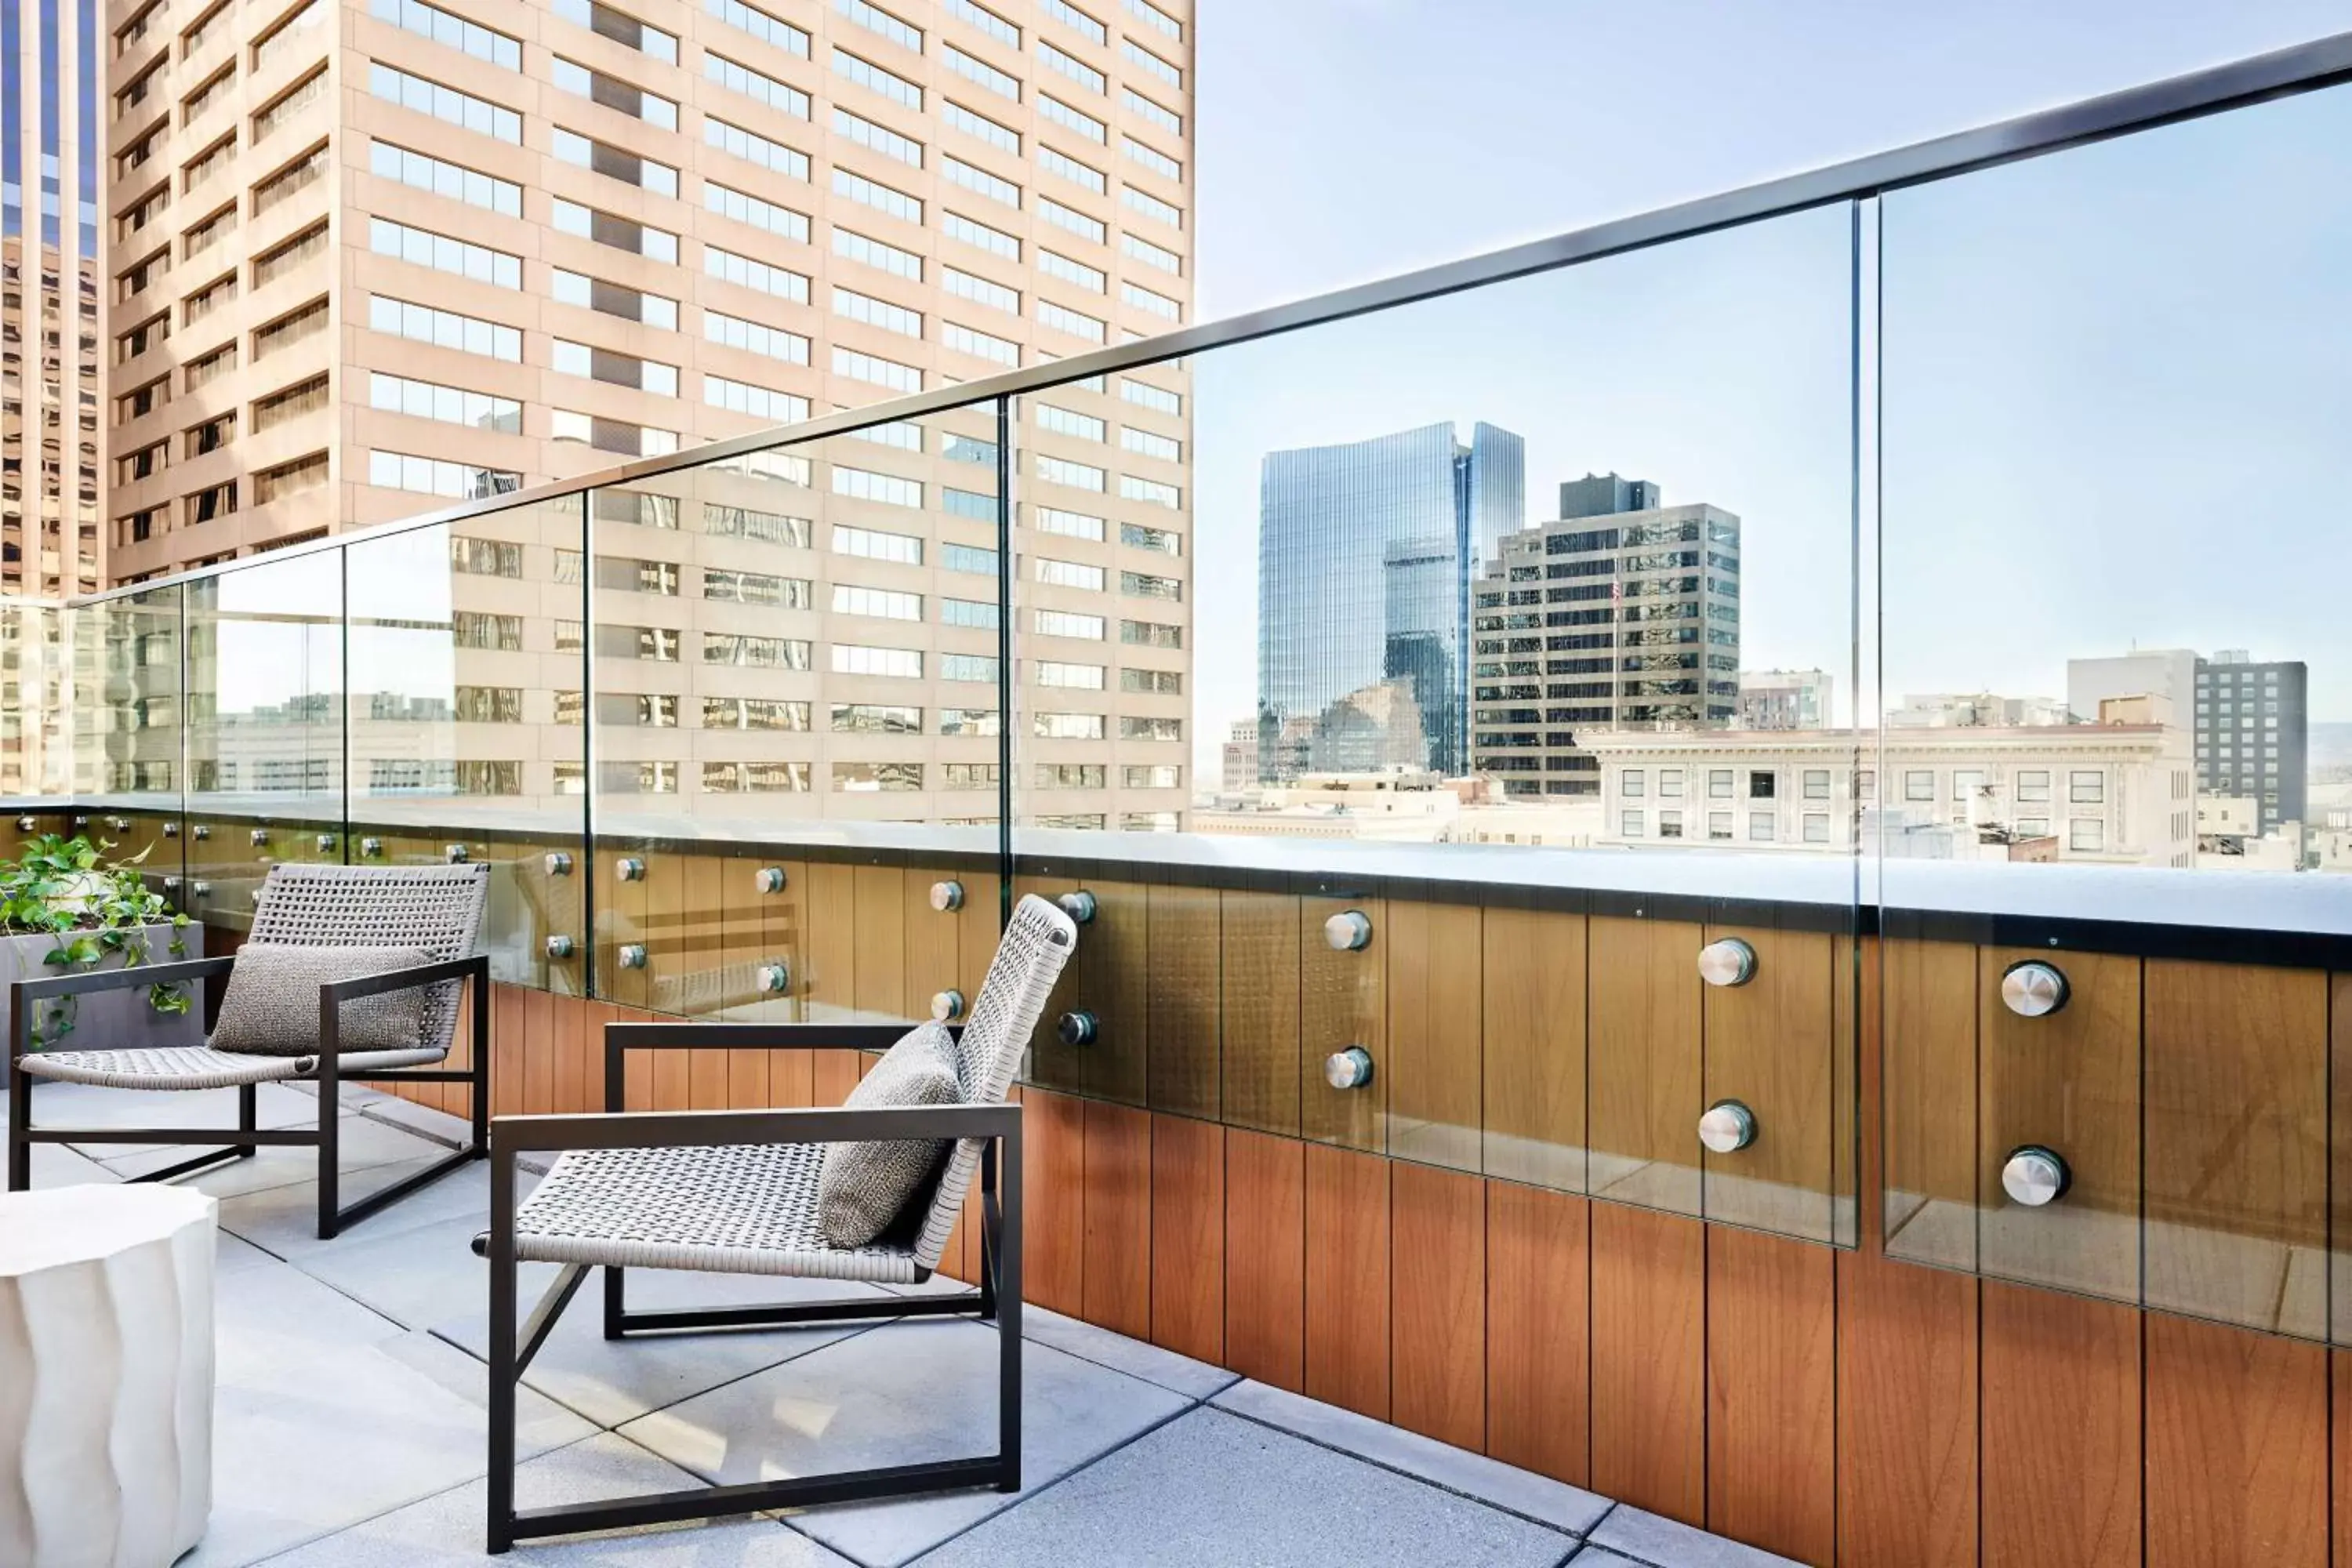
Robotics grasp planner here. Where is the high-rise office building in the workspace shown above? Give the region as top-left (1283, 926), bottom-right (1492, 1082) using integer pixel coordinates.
top-left (100, 0), bottom-right (1196, 830)
top-left (5, 0), bottom-right (103, 595)
top-left (2194, 650), bottom-right (2307, 833)
top-left (1469, 477), bottom-right (1740, 797)
top-left (1257, 420), bottom-right (1523, 779)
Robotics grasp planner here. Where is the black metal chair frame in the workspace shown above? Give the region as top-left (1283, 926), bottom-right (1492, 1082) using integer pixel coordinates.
top-left (484, 1020), bottom-right (1022, 1554)
top-left (5, 952), bottom-right (492, 1238)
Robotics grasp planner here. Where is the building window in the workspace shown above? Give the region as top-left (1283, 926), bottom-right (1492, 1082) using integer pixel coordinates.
top-left (1904, 770), bottom-right (1934, 802)
top-left (1622, 769), bottom-right (1645, 799)
top-left (1708, 811), bottom-right (1733, 841)
top-left (2069, 771), bottom-right (2104, 804)
top-left (1620, 810), bottom-right (1642, 837)
top-left (1952, 769), bottom-right (1985, 802)
top-left (1748, 770), bottom-right (1775, 800)
top-left (2069, 818), bottom-right (2106, 852)
top-left (1802, 813), bottom-right (1830, 844)
top-left (1708, 768), bottom-right (1733, 800)
top-left (1658, 811), bottom-right (1682, 840)
top-left (1748, 811), bottom-right (1775, 843)
top-left (2013, 769), bottom-right (2049, 803)
top-left (1802, 769), bottom-right (1830, 800)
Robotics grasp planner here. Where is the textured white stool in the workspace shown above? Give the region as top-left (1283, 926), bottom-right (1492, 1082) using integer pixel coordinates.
top-left (0, 1185), bottom-right (216, 1568)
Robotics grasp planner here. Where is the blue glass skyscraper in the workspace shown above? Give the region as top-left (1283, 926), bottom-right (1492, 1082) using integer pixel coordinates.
top-left (1258, 421), bottom-right (1525, 778)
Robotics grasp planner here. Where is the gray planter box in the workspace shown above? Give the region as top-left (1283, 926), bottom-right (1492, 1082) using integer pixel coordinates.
top-left (2, 923), bottom-right (209, 1058)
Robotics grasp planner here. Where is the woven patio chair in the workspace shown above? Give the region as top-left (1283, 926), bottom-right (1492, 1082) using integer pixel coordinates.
top-left (478, 892), bottom-right (1077, 1553)
top-left (6, 862), bottom-right (492, 1238)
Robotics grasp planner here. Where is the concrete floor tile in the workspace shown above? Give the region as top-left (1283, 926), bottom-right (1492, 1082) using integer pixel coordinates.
top-left (292, 1207), bottom-right (554, 1330)
top-left (434, 1268), bottom-right (891, 1429)
top-left (214, 1156), bottom-right (501, 1261)
top-left (1019, 1305), bottom-right (1240, 1401)
top-left (99, 1112), bottom-right (445, 1196)
top-left (1212, 1379), bottom-right (1611, 1535)
top-left (183, 1258), bottom-right (590, 1566)
top-left (909, 1406), bottom-right (1574, 1568)
top-left (257, 1432), bottom-right (855, 1566)
top-left (622, 1318), bottom-right (1188, 1568)
top-left (1588, 1508), bottom-right (1806, 1568)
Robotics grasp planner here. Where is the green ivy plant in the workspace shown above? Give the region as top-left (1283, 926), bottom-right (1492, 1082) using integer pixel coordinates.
top-left (0, 833), bottom-right (193, 1048)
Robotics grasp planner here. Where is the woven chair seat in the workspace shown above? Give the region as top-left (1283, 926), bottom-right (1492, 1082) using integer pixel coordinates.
top-left (21, 1044), bottom-right (448, 1091)
top-left (512, 1142), bottom-right (927, 1283)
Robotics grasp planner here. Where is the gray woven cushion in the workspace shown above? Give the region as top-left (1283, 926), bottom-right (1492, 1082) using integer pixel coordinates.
top-left (817, 1022), bottom-right (964, 1248)
top-left (210, 943), bottom-right (433, 1056)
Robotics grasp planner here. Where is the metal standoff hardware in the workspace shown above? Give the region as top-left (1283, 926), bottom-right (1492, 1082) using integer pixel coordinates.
top-left (544, 935), bottom-right (575, 960)
top-left (445, 844), bottom-right (470, 864)
top-left (2001, 1145), bottom-right (2071, 1207)
top-left (316, 834), bottom-right (336, 854)
top-left (1057, 890), bottom-right (1097, 924)
top-left (1698, 1098), bottom-right (1758, 1152)
top-left (755, 960), bottom-right (792, 993)
top-left (14, 815), bottom-right (34, 832)
top-left (1056, 1011), bottom-right (1098, 1047)
top-left (2000, 960), bottom-right (2069, 1018)
top-left (618, 944), bottom-right (648, 970)
top-left (615, 857), bottom-right (647, 882)
top-left (930, 879), bottom-right (964, 912)
top-left (1324, 909), bottom-right (1374, 951)
top-left (1324, 1046), bottom-right (1375, 1090)
top-left (754, 866), bottom-right (787, 895)
top-left (545, 851), bottom-right (574, 877)
top-left (931, 989), bottom-right (967, 1022)
top-left (1697, 938), bottom-right (1758, 988)
top-left (249, 828), bottom-right (270, 847)
top-left (358, 837), bottom-right (382, 857)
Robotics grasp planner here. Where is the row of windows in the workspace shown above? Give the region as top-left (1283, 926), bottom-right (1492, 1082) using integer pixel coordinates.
top-left (1609, 765), bottom-right (2110, 807)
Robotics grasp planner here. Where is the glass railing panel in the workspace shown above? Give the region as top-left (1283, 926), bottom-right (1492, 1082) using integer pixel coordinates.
top-left (180, 551), bottom-right (344, 932)
top-left (585, 401), bottom-right (1007, 1033)
top-left (79, 583), bottom-right (189, 908)
top-left (1003, 205), bottom-right (1863, 1245)
top-left (347, 498), bottom-right (590, 994)
top-left (0, 599), bottom-right (74, 799)
top-left (1878, 82), bottom-right (2350, 1334)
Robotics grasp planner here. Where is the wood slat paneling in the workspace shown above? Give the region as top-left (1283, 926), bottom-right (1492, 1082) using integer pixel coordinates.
top-left (1304, 1142), bottom-right (1389, 1420)
top-left (1588, 916), bottom-right (1703, 1216)
top-left (1705, 1226), bottom-right (1835, 1566)
top-left (1022, 1085), bottom-right (1087, 1316)
top-left (1589, 1201), bottom-right (1706, 1524)
top-left (1835, 1249), bottom-right (1977, 1568)
top-left (1980, 1279), bottom-right (2140, 1568)
top-left (1150, 1113), bottom-right (1224, 1365)
top-left (1881, 936), bottom-right (1980, 1266)
top-left (2143, 1312), bottom-right (2327, 1567)
top-left (851, 864), bottom-right (907, 1020)
top-left (1484, 1180), bottom-right (1588, 1486)
top-left (904, 867), bottom-right (961, 1027)
top-left (1482, 904), bottom-right (1586, 1192)
top-left (1225, 1127), bottom-right (1305, 1392)
top-left (1082, 1099), bottom-right (1152, 1341)
top-left (2142, 960), bottom-right (2328, 1335)
top-left (1221, 889), bottom-right (1301, 1138)
top-left (1016, 875), bottom-right (1086, 1095)
top-left (1389, 1161), bottom-right (1483, 1450)
top-left (1703, 924), bottom-right (1835, 1241)
top-left (1384, 894), bottom-right (1483, 1171)
top-left (802, 862), bottom-right (856, 1022)
top-left (1145, 880), bottom-right (1221, 1119)
top-left (1979, 946), bottom-right (2140, 1302)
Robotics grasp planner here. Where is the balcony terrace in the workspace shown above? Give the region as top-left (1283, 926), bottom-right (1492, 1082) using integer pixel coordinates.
top-left (9, 28), bottom-right (2352, 1568)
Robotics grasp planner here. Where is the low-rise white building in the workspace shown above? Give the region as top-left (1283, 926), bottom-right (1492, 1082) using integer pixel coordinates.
top-left (1580, 721), bottom-right (2194, 867)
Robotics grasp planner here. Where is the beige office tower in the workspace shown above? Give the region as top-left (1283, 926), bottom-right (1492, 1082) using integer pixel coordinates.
top-left (101, 0), bottom-right (1194, 831)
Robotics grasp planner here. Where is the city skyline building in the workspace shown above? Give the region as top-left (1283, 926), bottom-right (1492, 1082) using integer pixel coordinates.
top-left (97, 0), bottom-right (1197, 831)
top-left (1737, 666), bottom-right (1831, 730)
top-left (1256, 419), bottom-right (1523, 779)
top-left (2196, 649), bottom-right (2307, 833)
top-left (1469, 478), bottom-right (1740, 797)
top-left (5, 0), bottom-right (104, 596)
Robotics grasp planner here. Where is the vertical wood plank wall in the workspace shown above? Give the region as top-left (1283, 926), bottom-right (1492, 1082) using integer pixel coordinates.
top-left (289, 840), bottom-right (2349, 1568)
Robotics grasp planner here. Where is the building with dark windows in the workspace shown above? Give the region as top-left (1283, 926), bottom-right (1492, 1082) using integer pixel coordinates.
top-left (1469, 476), bottom-right (1740, 797)
top-left (2194, 650), bottom-right (2308, 833)
top-left (1257, 420), bottom-right (1523, 779)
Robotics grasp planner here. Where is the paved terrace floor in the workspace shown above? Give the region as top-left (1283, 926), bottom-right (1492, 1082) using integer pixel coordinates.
top-left (11, 1080), bottom-right (1795, 1568)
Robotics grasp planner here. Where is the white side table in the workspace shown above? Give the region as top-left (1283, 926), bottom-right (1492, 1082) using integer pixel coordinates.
top-left (0, 1185), bottom-right (216, 1568)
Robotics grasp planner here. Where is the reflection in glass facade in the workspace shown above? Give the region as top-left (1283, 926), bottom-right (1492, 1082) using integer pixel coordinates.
top-left (1257, 422), bottom-right (1523, 779)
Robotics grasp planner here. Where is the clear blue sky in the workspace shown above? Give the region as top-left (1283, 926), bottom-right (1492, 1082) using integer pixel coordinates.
top-left (1180, 2), bottom-right (2352, 771)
